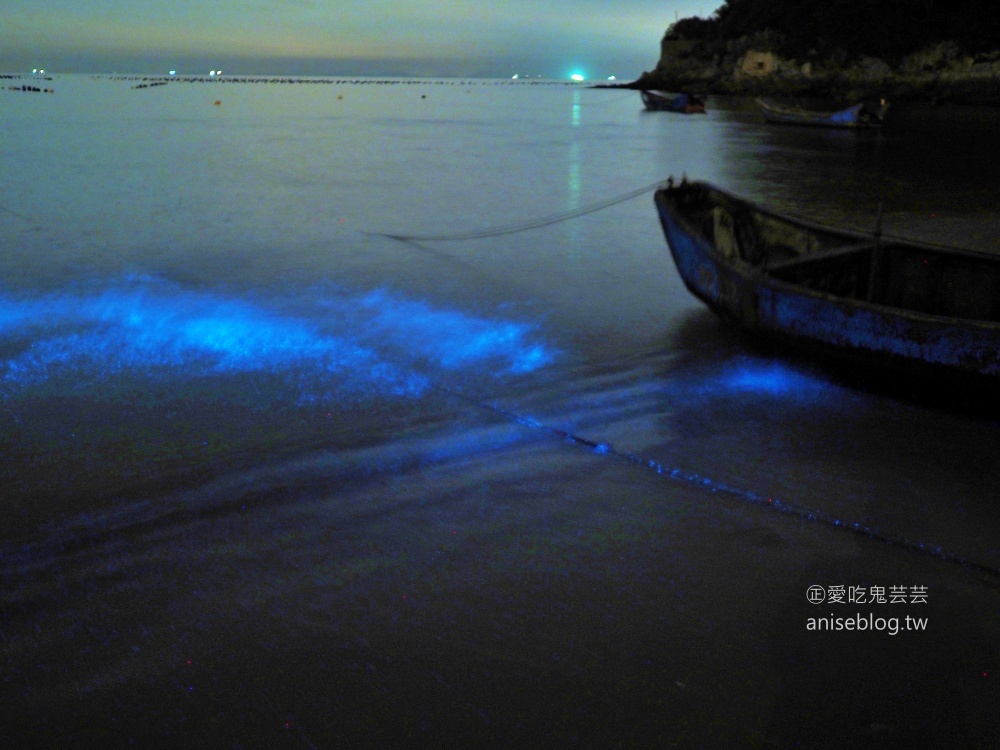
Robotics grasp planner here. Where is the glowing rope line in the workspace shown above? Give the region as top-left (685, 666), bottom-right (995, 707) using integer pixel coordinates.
top-left (371, 181), bottom-right (662, 242)
top-left (441, 387), bottom-right (1000, 578)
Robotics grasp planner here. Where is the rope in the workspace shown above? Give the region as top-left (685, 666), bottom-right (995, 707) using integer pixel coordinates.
top-left (435, 383), bottom-right (1000, 579)
top-left (0, 203), bottom-right (32, 221)
top-left (371, 180), bottom-right (664, 242)
top-left (370, 178), bottom-right (981, 253)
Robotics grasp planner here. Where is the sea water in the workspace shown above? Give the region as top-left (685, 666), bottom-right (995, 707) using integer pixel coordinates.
top-left (3, 76), bottom-right (999, 747)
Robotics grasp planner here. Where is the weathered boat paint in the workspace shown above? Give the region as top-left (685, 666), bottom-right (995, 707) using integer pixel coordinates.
top-left (641, 90), bottom-right (706, 114)
top-left (655, 179), bottom-right (1000, 382)
top-left (756, 98), bottom-right (888, 128)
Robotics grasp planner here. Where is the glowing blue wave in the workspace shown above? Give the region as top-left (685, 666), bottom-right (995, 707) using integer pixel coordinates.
top-left (716, 361), bottom-right (824, 396)
top-left (327, 290), bottom-right (553, 373)
top-left (0, 280), bottom-right (554, 403)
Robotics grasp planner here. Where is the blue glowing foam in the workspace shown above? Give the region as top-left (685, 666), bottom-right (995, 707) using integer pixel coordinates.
top-left (0, 279), bottom-right (554, 404)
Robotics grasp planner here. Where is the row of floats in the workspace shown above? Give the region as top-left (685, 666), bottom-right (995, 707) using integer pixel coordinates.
top-left (100, 75), bottom-right (583, 87)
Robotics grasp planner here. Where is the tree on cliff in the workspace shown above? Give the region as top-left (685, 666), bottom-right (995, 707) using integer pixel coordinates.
top-left (666, 0), bottom-right (1000, 61)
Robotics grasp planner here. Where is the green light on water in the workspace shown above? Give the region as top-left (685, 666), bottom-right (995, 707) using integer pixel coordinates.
top-left (570, 73), bottom-right (585, 82)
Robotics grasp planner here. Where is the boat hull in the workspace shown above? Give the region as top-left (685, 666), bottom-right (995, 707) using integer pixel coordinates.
top-left (654, 181), bottom-right (1000, 387)
top-left (641, 90), bottom-right (706, 114)
top-left (756, 98), bottom-right (887, 128)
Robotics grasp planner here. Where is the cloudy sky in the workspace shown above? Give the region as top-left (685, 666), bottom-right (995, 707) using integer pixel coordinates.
top-left (1, 1), bottom-right (720, 79)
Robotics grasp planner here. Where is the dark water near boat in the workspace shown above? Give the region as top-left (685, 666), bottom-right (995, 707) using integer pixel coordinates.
top-left (2, 77), bottom-right (999, 747)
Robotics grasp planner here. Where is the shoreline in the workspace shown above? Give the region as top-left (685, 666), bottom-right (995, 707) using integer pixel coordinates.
top-left (608, 42), bottom-right (1000, 107)
top-left (603, 74), bottom-right (1000, 108)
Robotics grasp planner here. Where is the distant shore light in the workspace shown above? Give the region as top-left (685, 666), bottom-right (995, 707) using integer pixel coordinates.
top-left (570, 73), bottom-right (585, 82)
top-left (607, 76), bottom-right (616, 81)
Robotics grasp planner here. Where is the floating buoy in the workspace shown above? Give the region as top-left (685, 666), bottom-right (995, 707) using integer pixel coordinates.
top-left (214, 100), bottom-right (221, 106)
top-left (337, 94), bottom-right (343, 99)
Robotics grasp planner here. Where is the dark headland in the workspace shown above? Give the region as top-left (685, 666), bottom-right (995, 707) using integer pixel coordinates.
top-left (613, 0), bottom-right (1000, 107)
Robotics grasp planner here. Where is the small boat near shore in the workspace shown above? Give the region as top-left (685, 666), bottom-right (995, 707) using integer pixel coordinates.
top-left (756, 98), bottom-right (888, 128)
top-left (641, 90), bottom-right (706, 114)
top-left (654, 178), bottom-right (1000, 389)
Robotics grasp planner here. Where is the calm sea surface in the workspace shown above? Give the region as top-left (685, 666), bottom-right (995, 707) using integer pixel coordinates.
top-left (2, 75), bottom-right (999, 747)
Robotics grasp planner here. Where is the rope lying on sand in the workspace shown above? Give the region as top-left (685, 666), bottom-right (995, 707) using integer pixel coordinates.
top-left (370, 180), bottom-right (665, 243)
top-left (436, 383), bottom-right (1000, 579)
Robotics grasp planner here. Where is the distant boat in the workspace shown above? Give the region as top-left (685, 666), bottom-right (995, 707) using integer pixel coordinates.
top-left (654, 178), bottom-right (1000, 385)
top-left (641, 90), bottom-right (706, 114)
top-left (756, 98), bottom-right (888, 128)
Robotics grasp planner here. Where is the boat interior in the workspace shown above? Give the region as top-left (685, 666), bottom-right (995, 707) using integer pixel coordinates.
top-left (669, 184), bottom-right (1000, 322)
top-left (766, 242), bottom-right (1000, 321)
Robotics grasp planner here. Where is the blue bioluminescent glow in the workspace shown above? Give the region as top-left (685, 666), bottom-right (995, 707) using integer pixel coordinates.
top-left (0, 279), bottom-right (555, 404)
top-left (349, 290), bottom-right (554, 374)
top-left (716, 361), bottom-right (824, 396)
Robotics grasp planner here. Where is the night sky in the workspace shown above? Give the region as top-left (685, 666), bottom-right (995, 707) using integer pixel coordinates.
top-left (2, 0), bottom-right (720, 79)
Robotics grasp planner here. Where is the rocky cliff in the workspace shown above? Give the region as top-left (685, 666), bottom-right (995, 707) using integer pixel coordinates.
top-left (628, 39), bottom-right (1000, 105)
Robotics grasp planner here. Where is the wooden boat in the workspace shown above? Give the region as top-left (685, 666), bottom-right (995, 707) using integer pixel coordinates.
top-left (756, 98), bottom-right (888, 128)
top-left (641, 90), bottom-right (706, 114)
top-left (654, 178), bottom-right (1000, 386)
